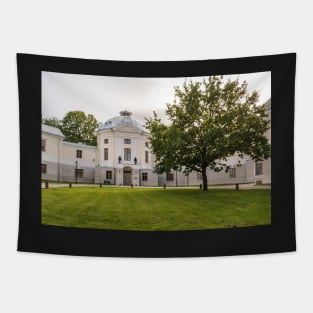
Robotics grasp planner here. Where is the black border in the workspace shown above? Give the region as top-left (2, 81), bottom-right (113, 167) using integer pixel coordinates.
top-left (17, 53), bottom-right (296, 257)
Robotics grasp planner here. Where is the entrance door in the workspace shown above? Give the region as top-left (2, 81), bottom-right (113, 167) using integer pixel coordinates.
top-left (123, 167), bottom-right (132, 185)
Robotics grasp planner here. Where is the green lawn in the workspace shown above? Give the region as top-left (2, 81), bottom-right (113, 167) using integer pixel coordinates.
top-left (41, 187), bottom-right (271, 231)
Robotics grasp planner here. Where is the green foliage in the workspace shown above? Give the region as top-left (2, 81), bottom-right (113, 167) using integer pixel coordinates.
top-left (60, 111), bottom-right (98, 146)
top-left (42, 117), bottom-right (61, 128)
top-left (42, 111), bottom-right (98, 146)
top-left (145, 76), bottom-right (271, 190)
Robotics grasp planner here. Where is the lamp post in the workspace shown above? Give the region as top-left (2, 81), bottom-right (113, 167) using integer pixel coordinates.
top-left (236, 160), bottom-right (241, 191)
top-left (75, 161), bottom-right (78, 184)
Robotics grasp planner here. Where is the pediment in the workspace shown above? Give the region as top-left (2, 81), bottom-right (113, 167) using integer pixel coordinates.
top-left (113, 123), bottom-right (143, 133)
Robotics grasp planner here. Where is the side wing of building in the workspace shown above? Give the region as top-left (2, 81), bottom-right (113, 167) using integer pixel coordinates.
top-left (41, 125), bottom-right (97, 183)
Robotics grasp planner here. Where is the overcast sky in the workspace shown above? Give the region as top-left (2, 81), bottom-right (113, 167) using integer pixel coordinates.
top-left (42, 71), bottom-right (271, 125)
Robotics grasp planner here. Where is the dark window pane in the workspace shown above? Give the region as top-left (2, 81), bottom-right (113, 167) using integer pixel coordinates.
top-left (255, 162), bottom-right (263, 176)
top-left (104, 148), bottom-right (109, 160)
top-left (75, 169), bottom-right (83, 178)
top-left (229, 168), bottom-right (236, 178)
top-left (124, 148), bottom-right (131, 161)
top-left (41, 164), bottom-right (47, 174)
top-left (166, 173), bottom-right (174, 181)
top-left (142, 172), bottom-right (148, 181)
top-left (41, 139), bottom-right (46, 151)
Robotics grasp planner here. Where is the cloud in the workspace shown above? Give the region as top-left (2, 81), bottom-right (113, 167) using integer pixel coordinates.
top-left (42, 71), bottom-right (271, 123)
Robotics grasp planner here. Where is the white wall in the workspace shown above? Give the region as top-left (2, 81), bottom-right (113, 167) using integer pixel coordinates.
top-left (246, 158), bottom-right (271, 184)
top-left (62, 142), bottom-right (97, 167)
top-left (1, 1), bottom-right (312, 313)
top-left (42, 138), bottom-right (97, 182)
top-left (41, 132), bottom-right (63, 180)
top-left (98, 128), bottom-right (154, 169)
top-left (41, 132), bottom-right (62, 164)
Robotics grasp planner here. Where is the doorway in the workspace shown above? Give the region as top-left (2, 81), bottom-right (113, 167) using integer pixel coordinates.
top-left (123, 166), bottom-right (132, 185)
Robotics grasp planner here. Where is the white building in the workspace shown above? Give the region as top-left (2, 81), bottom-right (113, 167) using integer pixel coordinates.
top-left (41, 124), bottom-right (97, 183)
top-left (42, 103), bottom-right (271, 186)
top-left (245, 99), bottom-right (271, 184)
top-left (94, 110), bottom-right (158, 186)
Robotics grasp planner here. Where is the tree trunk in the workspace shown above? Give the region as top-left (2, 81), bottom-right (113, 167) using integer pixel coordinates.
top-left (202, 167), bottom-right (208, 191)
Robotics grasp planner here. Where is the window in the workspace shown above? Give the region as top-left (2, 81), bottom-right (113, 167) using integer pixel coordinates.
top-left (41, 164), bottom-right (47, 174)
top-left (145, 151), bottom-right (149, 163)
top-left (197, 172), bottom-right (203, 180)
top-left (142, 172), bottom-right (148, 181)
top-left (124, 138), bottom-right (131, 144)
top-left (106, 171), bottom-right (112, 179)
top-left (76, 150), bottom-right (82, 158)
top-left (104, 148), bottom-right (108, 160)
top-left (75, 169), bottom-right (83, 178)
top-left (145, 142), bottom-right (149, 148)
top-left (124, 148), bottom-right (131, 161)
top-left (166, 172), bottom-right (174, 181)
top-left (229, 168), bottom-right (236, 178)
top-left (255, 162), bottom-right (263, 176)
top-left (41, 139), bottom-right (46, 151)
top-left (104, 138), bottom-right (109, 144)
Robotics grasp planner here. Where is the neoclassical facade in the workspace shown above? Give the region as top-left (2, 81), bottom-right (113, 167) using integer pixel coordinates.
top-left (42, 102), bottom-right (271, 186)
top-left (94, 110), bottom-right (158, 186)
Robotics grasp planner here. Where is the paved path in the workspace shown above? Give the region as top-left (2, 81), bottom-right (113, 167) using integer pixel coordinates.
top-left (207, 184), bottom-right (271, 190)
top-left (42, 183), bottom-right (270, 190)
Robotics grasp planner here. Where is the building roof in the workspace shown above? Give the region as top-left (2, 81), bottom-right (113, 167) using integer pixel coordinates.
top-left (42, 124), bottom-right (64, 137)
top-left (97, 110), bottom-right (146, 132)
top-left (63, 141), bottom-right (97, 149)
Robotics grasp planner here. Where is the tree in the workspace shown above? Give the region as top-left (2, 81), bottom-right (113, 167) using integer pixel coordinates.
top-left (42, 117), bottom-right (61, 128)
top-left (61, 111), bottom-right (98, 146)
top-left (145, 76), bottom-right (271, 191)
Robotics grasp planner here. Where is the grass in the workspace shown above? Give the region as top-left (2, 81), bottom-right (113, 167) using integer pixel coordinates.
top-left (41, 187), bottom-right (271, 231)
